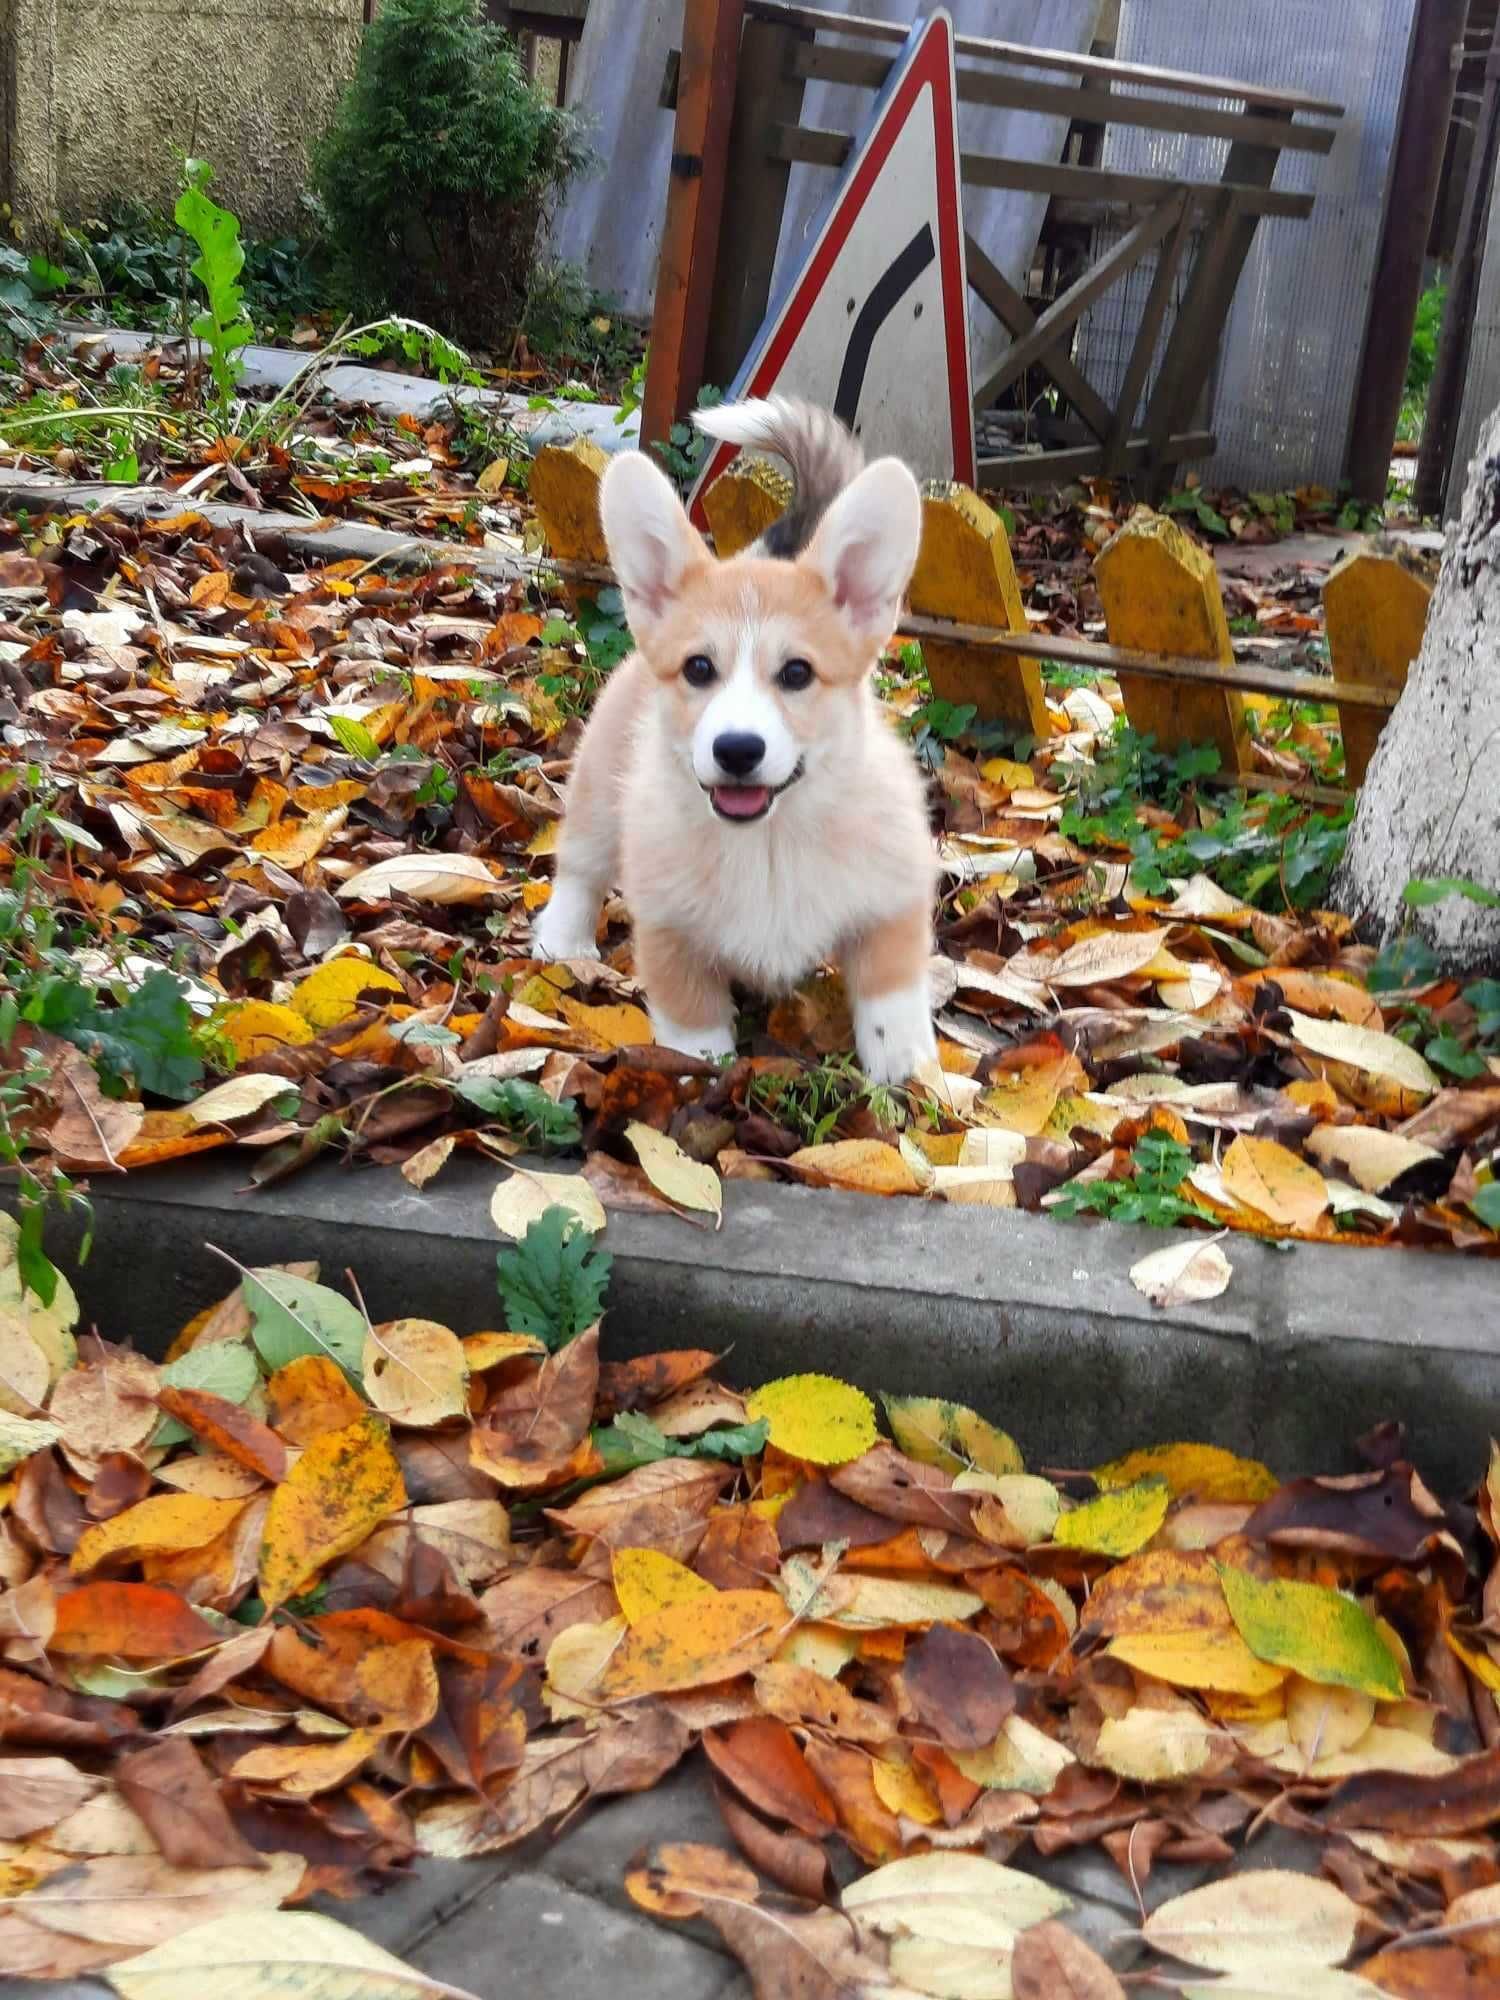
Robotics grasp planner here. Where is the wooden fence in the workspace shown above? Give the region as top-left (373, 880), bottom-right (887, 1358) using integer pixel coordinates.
top-left (529, 440), bottom-right (1428, 790)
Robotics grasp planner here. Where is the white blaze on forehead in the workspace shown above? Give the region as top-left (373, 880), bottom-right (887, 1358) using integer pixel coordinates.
top-left (691, 599), bottom-right (802, 788)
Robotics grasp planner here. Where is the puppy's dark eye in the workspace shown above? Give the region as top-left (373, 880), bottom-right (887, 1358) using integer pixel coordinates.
top-left (777, 658), bottom-right (814, 692)
top-left (682, 655), bottom-right (716, 688)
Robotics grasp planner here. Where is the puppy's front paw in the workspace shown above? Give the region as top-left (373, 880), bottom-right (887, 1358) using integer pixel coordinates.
top-left (854, 982), bottom-right (937, 1085)
top-left (531, 881), bottom-right (602, 963)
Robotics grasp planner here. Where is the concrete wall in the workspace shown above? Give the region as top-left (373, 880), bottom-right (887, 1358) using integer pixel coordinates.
top-left (3, 0), bottom-right (365, 236)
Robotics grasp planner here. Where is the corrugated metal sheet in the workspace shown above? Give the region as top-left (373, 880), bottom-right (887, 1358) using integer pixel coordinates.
top-left (1074, 0), bottom-right (1415, 490)
top-left (1449, 183), bottom-right (1500, 514)
top-left (547, 0), bottom-right (1099, 389)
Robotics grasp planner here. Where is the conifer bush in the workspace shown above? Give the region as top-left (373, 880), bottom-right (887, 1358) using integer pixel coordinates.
top-left (313, 0), bottom-right (581, 346)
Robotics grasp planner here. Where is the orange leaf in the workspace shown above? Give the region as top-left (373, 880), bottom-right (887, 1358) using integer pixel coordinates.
top-left (51, 1582), bottom-right (221, 1658)
top-left (265, 1354), bottom-right (368, 1444)
top-left (702, 1717), bottom-right (839, 1838)
top-left (157, 1386), bottom-right (287, 1483)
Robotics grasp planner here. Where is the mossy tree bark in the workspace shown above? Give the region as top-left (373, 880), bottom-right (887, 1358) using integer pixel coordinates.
top-left (1334, 408), bottom-right (1500, 973)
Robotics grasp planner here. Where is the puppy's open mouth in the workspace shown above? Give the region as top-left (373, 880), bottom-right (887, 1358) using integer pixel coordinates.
top-left (707, 759), bottom-right (805, 824)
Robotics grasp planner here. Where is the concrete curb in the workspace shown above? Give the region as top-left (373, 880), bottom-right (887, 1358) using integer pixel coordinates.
top-left (25, 1154), bottom-right (1498, 1490)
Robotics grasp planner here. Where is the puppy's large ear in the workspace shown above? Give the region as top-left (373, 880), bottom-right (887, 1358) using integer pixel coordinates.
top-left (601, 451), bottom-right (709, 639)
top-left (805, 458), bottom-right (922, 648)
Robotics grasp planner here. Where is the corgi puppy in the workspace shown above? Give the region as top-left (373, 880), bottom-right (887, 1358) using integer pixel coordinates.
top-left (530, 397), bottom-right (937, 1086)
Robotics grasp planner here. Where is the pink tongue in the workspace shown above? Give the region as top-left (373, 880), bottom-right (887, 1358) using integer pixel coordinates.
top-left (713, 785), bottom-right (771, 819)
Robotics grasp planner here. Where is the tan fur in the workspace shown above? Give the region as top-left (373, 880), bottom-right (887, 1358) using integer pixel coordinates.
top-left (533, 407), bottom-right (938, 1082)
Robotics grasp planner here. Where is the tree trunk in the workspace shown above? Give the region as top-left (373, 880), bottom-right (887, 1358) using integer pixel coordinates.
top-left (1334, 406), bottom-right (1500, 973)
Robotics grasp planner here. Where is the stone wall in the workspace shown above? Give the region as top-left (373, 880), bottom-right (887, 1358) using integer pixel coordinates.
top-left (2, 0), bottom-right (365, 236)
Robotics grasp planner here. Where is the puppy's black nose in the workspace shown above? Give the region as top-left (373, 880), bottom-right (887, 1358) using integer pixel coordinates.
top-left (712, 731), bottom-right (765, 778)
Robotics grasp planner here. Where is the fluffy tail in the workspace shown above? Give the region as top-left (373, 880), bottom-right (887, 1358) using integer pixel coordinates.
top-left (694, 396), bottom-right (864, 556)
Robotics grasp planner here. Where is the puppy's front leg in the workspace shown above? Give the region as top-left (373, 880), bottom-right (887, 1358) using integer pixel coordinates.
top-left (635, 925), bottom-right (736, 1065)
top-left (845, 904), bottom-right (937, 1085)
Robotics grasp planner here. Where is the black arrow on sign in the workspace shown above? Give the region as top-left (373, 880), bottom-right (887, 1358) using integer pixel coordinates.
top-left (834, 222), bottom-right (938, 434)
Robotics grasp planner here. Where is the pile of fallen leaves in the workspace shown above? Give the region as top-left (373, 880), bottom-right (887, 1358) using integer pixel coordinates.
top-left (2, 498), bottom-right (1498, 1269)
top-left (3, 1213), bottom-right (1500, 1996)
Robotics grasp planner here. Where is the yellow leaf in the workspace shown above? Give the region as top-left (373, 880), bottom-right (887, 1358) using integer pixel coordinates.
top-left (338, 853), bottom-right (501, 905)
top-left (1448, 1631), bottom-right (1500, 1694)
top-left (230, 1727), bottom-right (381, 1796)
top-left (259, 1413), bottom-right (406, 1610)
top-left (477, 455), bottom-right (510, 494)
top-left (1093, 1443), bottom-right (1278, 1505)
top-left (597, 1589), bottom-right (787, 1699)
top-left (626, 1121), bottom-right (723, 1220)
top-left (1109, 1629), bottom-right (1287, 1698)
top-left (1220, 1136), bottom-right (1329, 1230)
top-left (362, 1318), bottom-right (468, 1428)
top-left (613, 1547), bottom-right (717, 1627)
top-left (489, 1168), bottom-right (606, 1240)
top-left (952, 1715), bottom-right (1075, 1793)
top-left (881, 1394), bottom-right (1023, 1477)
top-left (1286, 1675), bottom-right (1376, 1759)
top-left (1283, 1008), bottom-right (1439, 1098)
top-left (1217, 1564), bottom-right (1404, 1701)
top-left (1305, 1125), bottom-right (1440, 1192)
top-left (816, 1574), bottom-right (985, 1630)
top-left (843, 1852), bottom-right (1069, 1945)
top-left (1142, 1871), bottom-right (1362, 1973)
top-left (1054, 1479), bottom-right (1170, 1557)
top-left (979, 756), bottom-right (1035, 789)
top-left (556, 996), bottom-right (655, 1048)
top-left (869, 1758), bottom-right (942, 1826)
top-left (747, 1374), bottom-right (878, 1467)
top-left (220, 1000), bottom-right (315, 1059)
top-left (184, 1073), bottom-right (291, 1128)
top-left (288, 958), bottom-right (405, 1029)
top-left (463, 1331), bottom-right (547, 1371)
top-left (106, 1909), bottom-right (452, 2000)
top-left (1094, 1704), bottom-right (1217, 1781)
top-left (0, 1312), bottom-right (50, 1418)
top-left (70, 1494), bottom-right (247, 1575)
top-left (784, 1139), bottom-right (924, 1196)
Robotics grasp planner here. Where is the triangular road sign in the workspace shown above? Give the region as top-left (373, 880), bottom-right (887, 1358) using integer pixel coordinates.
top-left (688, 7), bottom-right (973, 527)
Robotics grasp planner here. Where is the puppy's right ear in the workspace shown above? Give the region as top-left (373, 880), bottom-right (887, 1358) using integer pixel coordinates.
top-left (601, 451), bottom-right (708, 640)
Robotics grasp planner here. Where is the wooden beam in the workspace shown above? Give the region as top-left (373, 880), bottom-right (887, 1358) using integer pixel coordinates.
top-left (640, 0), bottom-right (746, 452)
top-left (964, 236), bottom-right (1114, 443)
top-left (977, 429), bottom-right (1216, 488)
top-left (1103, 201), bottom-right (1195, 478)
top-left (743, 0), bottom-right (1345, 118)
top-left (769, 127), bottom-right (1315, 219)
top-left (973, 193), bottom-right (1188, 412)
top-left (789, 42), bottom-right (1336, 154)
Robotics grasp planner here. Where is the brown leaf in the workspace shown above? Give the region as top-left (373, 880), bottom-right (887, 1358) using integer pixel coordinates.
top-left (753, 1663), bottom-right (896, 1746)
top-left (1244, 1465), bottom-right (1458, 1566)
top-left (479, 1568), bottom-right (618, 1664)
top-left (1324, 1745), bottom-right (1500, 1836)
top-left (157, 1386), bottom-right (287, 1482)
top-left (44, 1046), bottom-right (144, 1169)
top-left (0, 1663), bottom-right (142, 1747)
top-left (5, 1849), bottom-right (303, 1950)
top-left (802, 1739), bottom-right (903, 1865)
top-left (1359, 1940), bottom-right (1500, 1997)
top-left (470, 1325), bottom-right (599, 1488)
top-left (0, 1754), bottom-right (99, 1837)
top-left (830, 1443), bottom-right (978, 1533)
top-left (596, 1349), bottom-right (720, 1416)
top-left (702, 1717), bottom-right (839, 1839)
top-left (901, 1623), bottom-right (1015, 1751)
top-left (694, 1506), bottom-right (782, 1590)
top-left (115, 1736), bottom-right (263, 1869)
top-left (714, 1779), bottom-right (834, 1902)
top-left (265, 1616), bottom-right (440, 1734)
top-left (777, 1477), bottom-right (906, 1553)
top-left (546, 1457), bottom-right (731, 1575)
top-left (49, 1349), bottom-right (160, 1476)
top-left (1012, 1919), bottom-right (1126, 1999)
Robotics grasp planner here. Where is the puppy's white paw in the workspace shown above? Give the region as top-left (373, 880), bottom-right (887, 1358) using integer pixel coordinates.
top-left (650, 1011), bottom-right (736, 1065)
top-left (854, 980), bottom-right (937, 1085)
top-left (531, 880), bottom-right (602, 963)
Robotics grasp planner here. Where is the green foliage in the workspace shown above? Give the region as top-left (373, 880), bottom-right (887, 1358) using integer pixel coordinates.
top-left (497, 1204), bottom-right (612, 1348)
top-left (453, 1075), bottom-right (582, 1151)
top-left (1163, 487), bottom-right (1230, 538)
top-left (592, 1410), bottom-right (770, 1476)
top-left (1403, 875), bottom-right (1500, 911)
top-left (313, 0), bottom-right (582, 344)
top-left (749, 1054), bottom-right (904, 1145)
top-left (1471, 1182), bottom-right (1500, 1233)
top-left (1051, 1131), bottom-right (1200, 1229)
top-left (1406, 282), bottom-right (1445, 399)
top-left (174, 160), bottom-right (254, 414)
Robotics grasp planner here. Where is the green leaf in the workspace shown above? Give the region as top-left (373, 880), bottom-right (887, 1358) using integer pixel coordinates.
top-left (103, 450), bottom-right (140, 484)
top-left (1217, 1562), bottom-right (1404, 1701)
top-left (881, 1394), bottom-right (1023, 1477)
top-left (1403, 875), bottom-right (1500, 910)
top-left (328, 714), bottom-right (381, 761)
top-left (592, 1410), bottom-right (768, 1477)
top-left (456, 1075), bottom-right (580, 1150)
top-left (243, 1267), bottom-right (367, 1377)
top-left (1054, 1479), bottom-right (1170, 1557)
top-left (496, 1204), bottom-right (612, 1349)
top-left (150, 1339), bottom-right (262, 1446)
top-left (1470, 1183), bottom-right (1500, 1232)
top-left (0, 1410), bottom-right (62, 1475)
top-left (58, 970), bottom-right (203, 1101)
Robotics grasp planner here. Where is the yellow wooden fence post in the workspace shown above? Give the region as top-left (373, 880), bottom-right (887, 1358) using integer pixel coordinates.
top-left (1323, 546), bottom-right (1431, 786)
top-left (702, 458), bottom-right (794, 557)
top-left (1094, 512), bottom-right (1251, 775)
top-left (529, 437), bottom-right (610, 565)
top-left (908, 484), bottom-right (1050, 739)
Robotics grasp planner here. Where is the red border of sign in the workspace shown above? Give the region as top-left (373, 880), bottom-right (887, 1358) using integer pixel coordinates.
top-left (687, 9), bottom-right (973, 527)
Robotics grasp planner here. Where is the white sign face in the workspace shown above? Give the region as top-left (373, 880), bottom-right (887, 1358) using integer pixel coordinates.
top-left (689, 9), bottom-right (973, 522)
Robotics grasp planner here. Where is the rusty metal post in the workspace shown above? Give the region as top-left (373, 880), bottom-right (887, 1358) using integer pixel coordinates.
top-left (1345, 0), bottom-right (1466, 505)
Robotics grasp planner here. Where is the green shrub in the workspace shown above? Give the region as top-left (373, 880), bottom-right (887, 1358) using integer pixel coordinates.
top-left (1406, 281), bottom-right (1445, 399)
top-left (313, 0), bottom-right (582, 347)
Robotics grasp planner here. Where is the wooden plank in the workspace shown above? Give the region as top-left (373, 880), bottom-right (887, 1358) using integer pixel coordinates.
top-left (1102, 199), bottom-right (1194, 478)
top-left (1324, 548), bottom-right (1430, 782)
top-left (769, 127), bottom-right (1315, 219)
top-left (702, 14), bottom-right (809, 388)
top-left (909, 486), bottom-right (1049, 736)
top-left (743, 0), bottom-right (1346, 117)
top-left (973, 192), bottom-right (1187, 411)
top-left (790, 42), bottom-right (1336, 154)
top-left (640, 0), bottom-right (747, 451)
top-left (964, 235), bottom-right (1115, 443)
top-left (977, 427), bottom-right (1216, 487)
top-left (893, 614), bottom-right (1398, 713)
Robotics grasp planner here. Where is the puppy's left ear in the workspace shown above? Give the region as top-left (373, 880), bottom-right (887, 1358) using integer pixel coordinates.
top-left (805, 458), bottom-right (922, 647)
